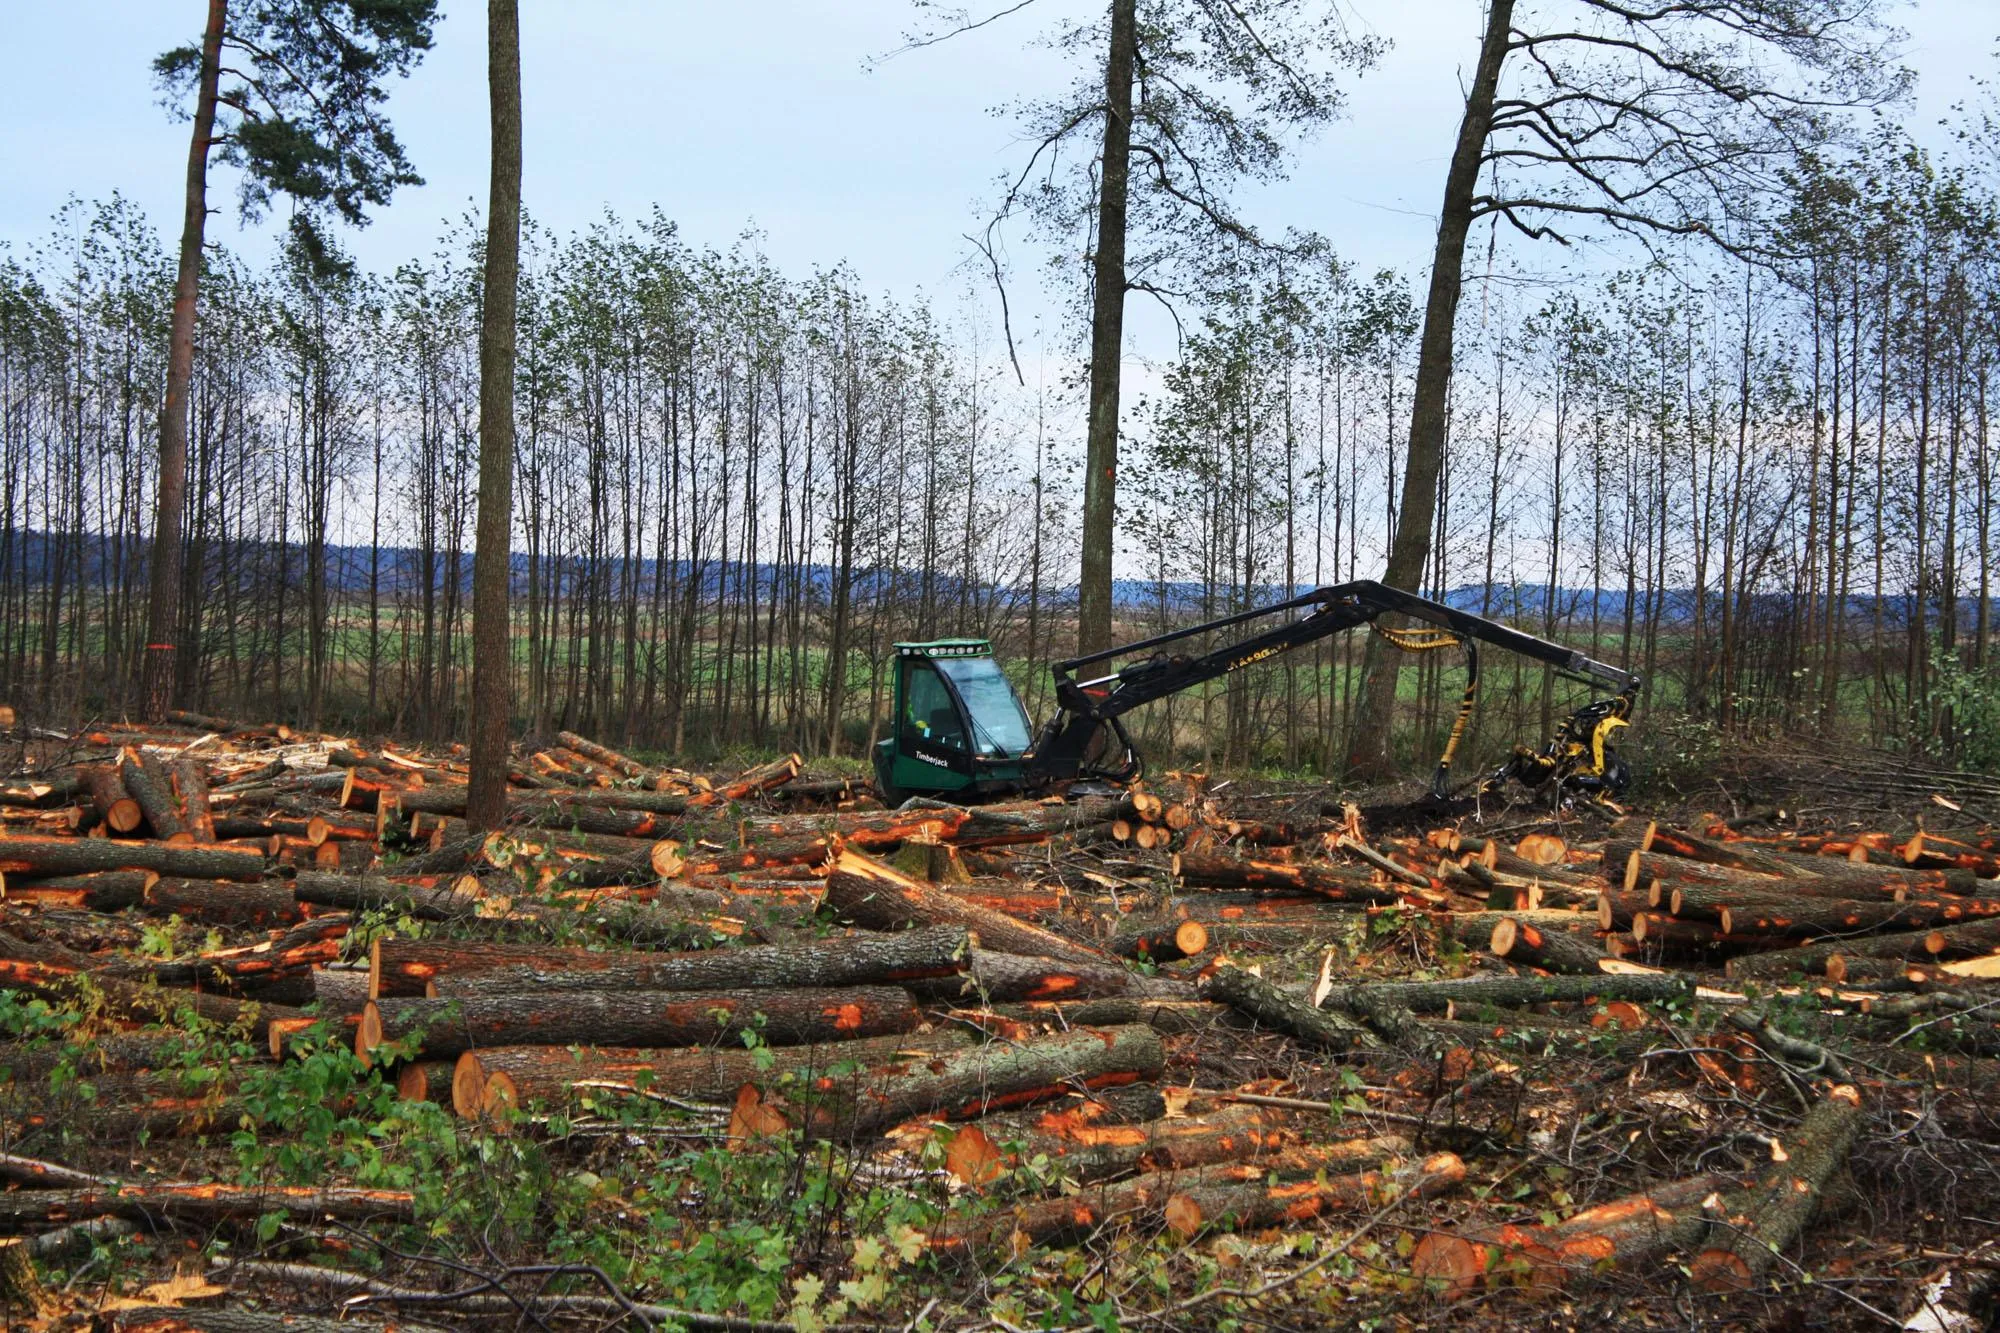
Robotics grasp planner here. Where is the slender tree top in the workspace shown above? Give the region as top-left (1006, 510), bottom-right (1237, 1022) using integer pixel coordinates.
top-left (155, 0), bottom-right (439, 243)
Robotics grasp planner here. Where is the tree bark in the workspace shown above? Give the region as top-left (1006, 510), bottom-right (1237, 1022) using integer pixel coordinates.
top-left (0, 1182), bottom-right (413, 1230)
top-left (1346, 0), bottom-right (1515, 776)
top-left (1200, 965), bottom-right (1380, 1052)
top-left (1412, 1173), bottom-right (1722, 1293)
top-left (458, 1030), bottom-right (973, 1120)
top-left (1077, 0), bottom-right (1137, 657)
top-left (1172, 849), bottom-right (1403, 904)
top-left (1488, 917), bottom-right (1609, 975)
top-left (144, 877), bottom-right (302, 927)
top-left (357, 985), bottom-right (922, 1063)
top-left (1320, 970), bottom-right (1693, 1014)
top-left (1690, 1085), bottom-right (1864, 1290)
top-left (142, 0), bottom-right (228, 719)
top-left (0, 836), bottom-right (262, 880)
top-left (386, 924), bottom-right (969, 998)
top-left (821, 850), bottom-right (1110, 965)
top-left (808, 1023), bottom-right (1164, 1138)
top-left (467, 0), bottom-right (522, 832)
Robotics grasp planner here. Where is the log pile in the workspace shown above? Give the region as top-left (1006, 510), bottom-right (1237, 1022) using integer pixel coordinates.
top-left (0, 715), bottom-right (1994, 1327)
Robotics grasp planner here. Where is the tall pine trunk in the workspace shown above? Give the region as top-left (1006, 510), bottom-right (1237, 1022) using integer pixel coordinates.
top-left (1077, 0), bottom-right (1136, 657)
top-left (142, 0), bottom-right (227, 719)
top-left (1345, 0), bottom-right (1513, 778)
top-left (467, 0), bottom-right (522, 831)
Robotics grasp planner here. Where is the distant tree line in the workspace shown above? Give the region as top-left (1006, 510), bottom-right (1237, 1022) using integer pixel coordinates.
top-left (3, 98), bottom-right (1998, 773)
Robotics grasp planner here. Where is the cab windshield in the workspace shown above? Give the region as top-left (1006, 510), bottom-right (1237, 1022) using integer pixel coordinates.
top-left (933, 655), bottom-right (1034, 757)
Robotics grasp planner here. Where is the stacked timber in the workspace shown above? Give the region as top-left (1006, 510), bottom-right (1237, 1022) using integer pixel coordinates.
top-left (1, 712), bottom-right (1997, 1328)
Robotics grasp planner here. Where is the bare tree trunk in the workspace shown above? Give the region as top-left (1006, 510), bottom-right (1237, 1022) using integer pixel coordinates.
top-left (1077, 0), bottom-right (1136, 658)
top-left (467, 0), bottom-right (521, 831)
top-left (143, 0), bottom-right (227, 720)
top-left (1346, 0), bottom-right (1513, 778)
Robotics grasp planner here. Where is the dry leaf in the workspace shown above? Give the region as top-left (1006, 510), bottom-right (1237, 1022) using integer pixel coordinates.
top-left (726, 1083), bottom-right (788, 1147)
top-left (944, 1125), bottom-right (1004, 1188)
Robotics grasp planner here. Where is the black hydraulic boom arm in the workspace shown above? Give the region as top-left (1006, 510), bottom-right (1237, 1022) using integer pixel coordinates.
top-left (1025, 580), bottom-right (1641, 786)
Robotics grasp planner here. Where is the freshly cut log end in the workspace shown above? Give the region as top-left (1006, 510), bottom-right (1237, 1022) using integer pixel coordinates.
top-left (1515, 833), bottom-right (1567, 867)
top-left (451, 1052), bottom-right (489, 1119)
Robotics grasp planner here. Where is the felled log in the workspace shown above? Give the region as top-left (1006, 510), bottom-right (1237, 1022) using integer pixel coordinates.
top-left (706, 753), bottom-right (802, 803)
top-left (1411, 1173), bottom-right (1723, 1293)
top-left (942, 1102), bottom-right (1296, 1185)
top-left (554, 730), bottom-right (657, 783)
top-left (821, 849), bottom-right (1110, 965)
top-left (0, 1180), bottom-right (414, 1229)
top-left (357, 984), bottom-right (922, 1063)
top-left (456, 1031), bottom-right (973, 1120)
top-left (0, 929), bottom-right (303, 1040)
top-left (910, 948), bottom-right (1138, 1004)
top-left (388, 924), bottom-right (970, 998)
top-left (1199, 965), bottom-right (1379, 1052)
top-left (1644, 825), bottom-right (1812, 878)
top-left (807, 1023), bottom-right (1165, 1138)
top-left (81, 766), bottom-right (142, 835)
top-left (2, 870), bottom-right (151, 911)
top-left (1689, 1085), bottom-right (1865, 1291)
top-left (1488, 916), bottom-right (1609, 976)
top-left (1318, 970), bottom-right (1694, 1015)
top-left (1721, 913), bottom-right (2000, 981)
top-left (682, 835), bottom-right (832, 876)
top-left (1106, 918), bottom-right (1209, 963)
top-left (980, 998), bottom-right (1235, 1036)
top-left (1714, 890), bottom-right (2000, 937)
top-left (2, 1069), bottom-right (247, 1140)
top-left (1172, 849), bottom-right (1402, 905)
top-left (742, 807), bottom-right (969, 849)
top-left (291, 871), bottom-right (485, 920)
top-left (397, 786), bottom-right (693, 818)
top-left (120, 749), bottom-right (188, 842)
top-left (144, 878), bottom-right (304, 928)
top-left (169, 755), bottom-right (216, 843)
top-left (0, 836), bottom-right (263, 881)
top-left (938, 1150), bottom-right (1462, 1251)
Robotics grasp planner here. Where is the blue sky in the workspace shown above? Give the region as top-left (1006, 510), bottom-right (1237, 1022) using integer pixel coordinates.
top-left (3, 1), bottom-right (1993, 364)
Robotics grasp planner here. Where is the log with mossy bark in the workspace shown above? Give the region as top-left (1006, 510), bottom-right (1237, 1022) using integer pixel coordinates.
top-left (1172, 849), bottom-right (1403, 905)
top-left (453, 1030), bottom-right (974, 1121)
top-left (933, 1149), bottom-right (1463, 1251)
top-left (907, 947), bottom-right (1142, 1004)
top-left (386, 924), bottom-right (970, 998)
top-left (0, 835), bottom-right (263, 881)
top-left (1411, 1172), bottom-right (1724, 1293)
top-left (821, 848), bottom-right (1111, 965)
top-left (0, 1181), bottom-right (415, 1229)
top-left (356, 984), bottom-right (922, 1064)
top-left (1199, 965), bottom-right (1380, 1052)
top-left (1487, 916), bottom-right (1610, 975)
top-left (1688, 1085), bottom-right (1865, 1291)
top-left (2, 870), bottom-right (152, 911)
top-left (802, 1023), bottom-right (1165, 1139)
top-left (1318, 970), bottom-right (1695, 1015)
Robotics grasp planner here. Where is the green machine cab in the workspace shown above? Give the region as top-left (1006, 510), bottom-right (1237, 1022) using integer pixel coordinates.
top-left (872, 639), bottom-right (1037, 804)
top-left (871, 581), bottom-right (1646, 808)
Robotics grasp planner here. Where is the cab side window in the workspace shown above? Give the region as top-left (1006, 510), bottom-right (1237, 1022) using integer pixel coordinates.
top-left (903, 662), bottom-right (965, 749)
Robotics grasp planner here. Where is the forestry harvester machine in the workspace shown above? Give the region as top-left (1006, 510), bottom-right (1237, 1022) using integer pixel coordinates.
top-left (873, 579), bottom-right (1642, 808)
